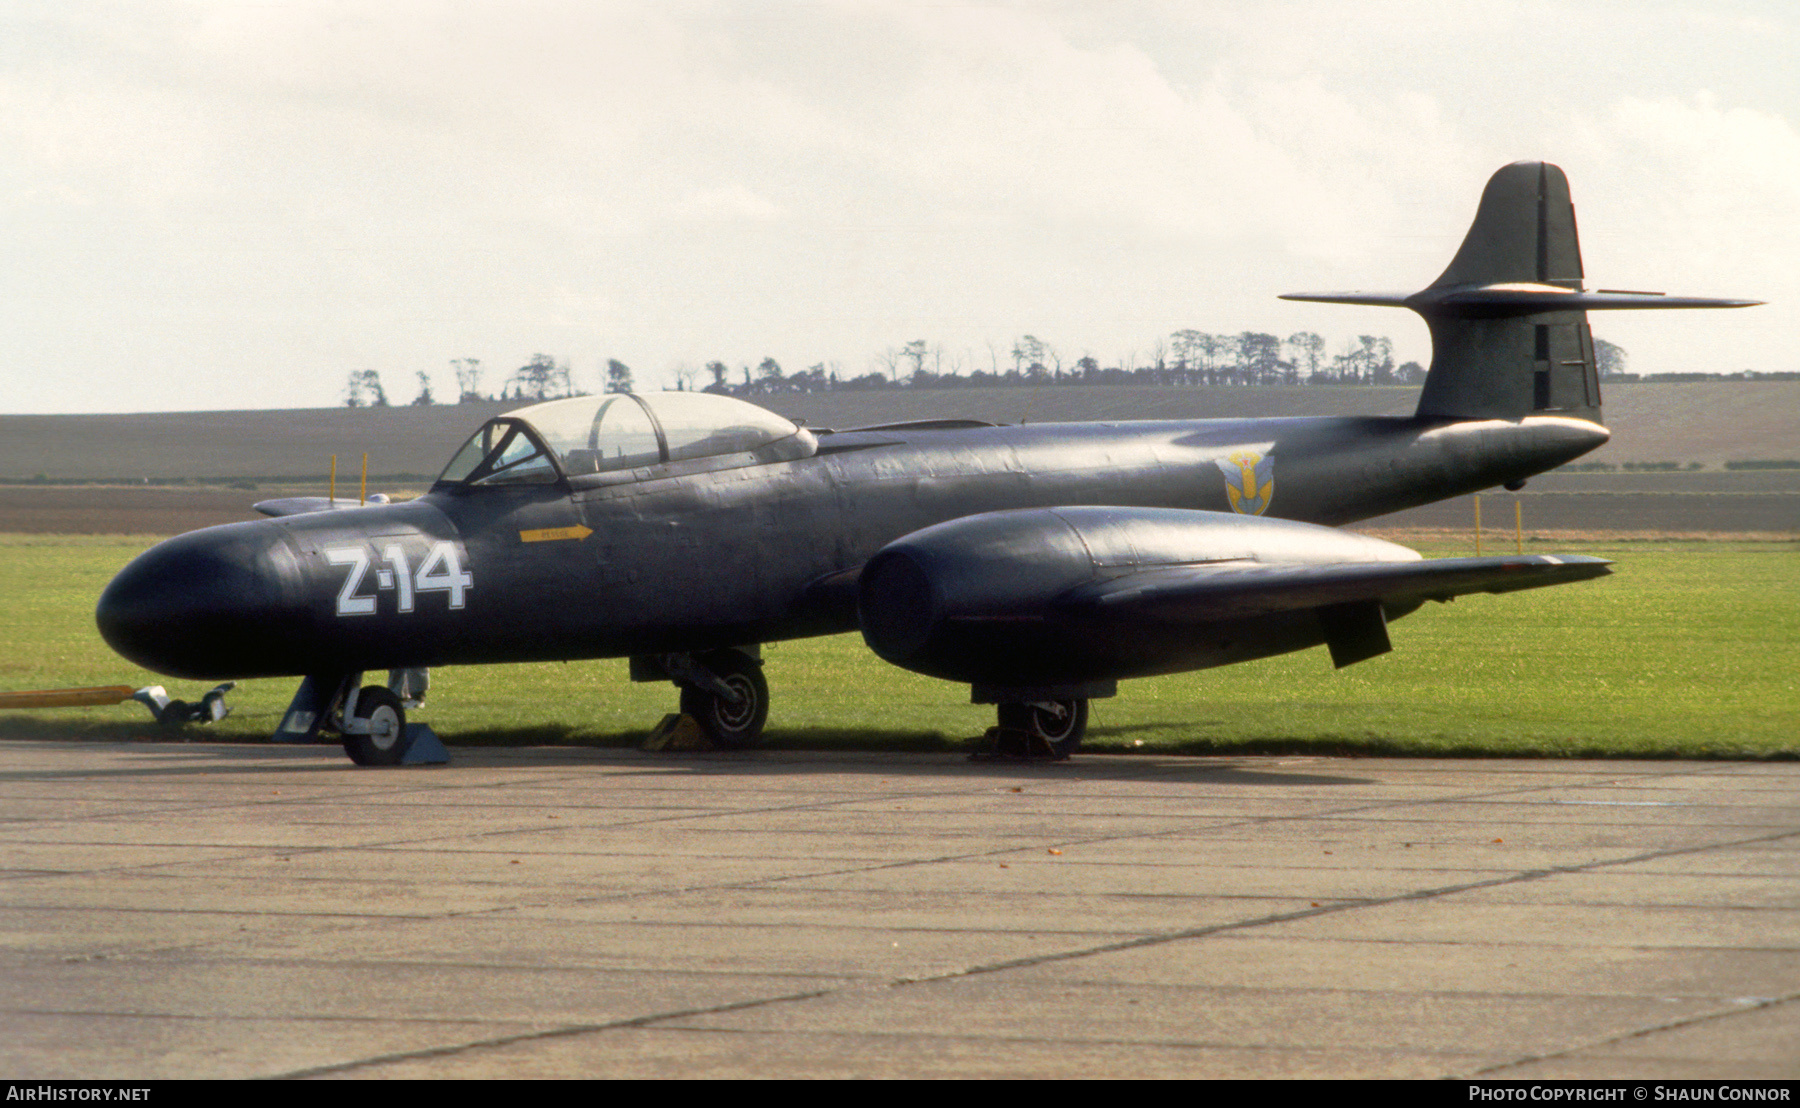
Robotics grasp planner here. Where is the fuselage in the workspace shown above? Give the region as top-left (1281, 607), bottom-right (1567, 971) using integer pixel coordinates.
top-left (96, 411), bottom-right (1607, 681)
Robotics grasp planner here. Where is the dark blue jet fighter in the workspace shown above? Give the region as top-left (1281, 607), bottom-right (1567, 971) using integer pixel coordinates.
top-left (96, 162), bottom-right (1758, 763)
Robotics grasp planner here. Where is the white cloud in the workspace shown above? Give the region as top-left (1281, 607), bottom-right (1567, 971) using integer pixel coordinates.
top-left (0, 0), bottom-right (1792, 410)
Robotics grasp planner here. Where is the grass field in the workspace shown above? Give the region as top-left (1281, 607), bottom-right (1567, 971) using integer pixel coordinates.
top-left (1, 534), bottom-right (1794, 759)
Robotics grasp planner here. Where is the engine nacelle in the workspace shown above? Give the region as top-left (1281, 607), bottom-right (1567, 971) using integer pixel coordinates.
top-left (857, 507), bottom-right (1417, 689)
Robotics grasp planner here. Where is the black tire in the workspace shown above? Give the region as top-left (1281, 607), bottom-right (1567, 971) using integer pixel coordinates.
top-left (343, 685), bottom-right (407, 766)
top-left (678, 650), bottom-right (769, 750)
top-left (996, 699), bottom-right (1088, 760)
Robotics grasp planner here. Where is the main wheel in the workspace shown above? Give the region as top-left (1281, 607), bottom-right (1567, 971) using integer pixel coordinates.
top-left (343, 685), bottom-right (407, 766)
top-left (679, 650), bottom-right (769, 750)
top-left (996, 699), bottom-right (1088, 760)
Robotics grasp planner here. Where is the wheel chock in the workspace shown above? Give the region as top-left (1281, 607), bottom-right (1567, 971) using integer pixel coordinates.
top-left (398, 723), bottom-right (451, 765)
top-left (968, 725), bottom-right (1070, 763)
top-left (643, 713), bottom-right (709, 751)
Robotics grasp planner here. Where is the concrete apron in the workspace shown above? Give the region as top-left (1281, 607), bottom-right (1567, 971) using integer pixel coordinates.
top-left (1, 741), bottom-right (1795, 1080)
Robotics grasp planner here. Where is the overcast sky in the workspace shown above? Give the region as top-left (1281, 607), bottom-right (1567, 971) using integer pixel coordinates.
top-left (2, 0), bottom-right (1793, 413)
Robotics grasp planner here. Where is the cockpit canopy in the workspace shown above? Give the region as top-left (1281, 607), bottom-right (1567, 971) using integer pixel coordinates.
top-left (436, 392), bottom-right (812, 487)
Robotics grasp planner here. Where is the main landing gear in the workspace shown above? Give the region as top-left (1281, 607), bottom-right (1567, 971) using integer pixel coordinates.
top-left (972, 681), bottom-right (1108, 761)
top-left (634, 647), bottom-right (770, 750)
top-left (677, 651), bottom-right (769, 749)
top-left (989, 699), bottom-right (1089, 760)
top-left (637, 651), bottom-right (1098, 758)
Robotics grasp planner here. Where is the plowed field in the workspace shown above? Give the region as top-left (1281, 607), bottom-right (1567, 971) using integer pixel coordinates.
top-left (2, 471), bottom-right (1794, 536)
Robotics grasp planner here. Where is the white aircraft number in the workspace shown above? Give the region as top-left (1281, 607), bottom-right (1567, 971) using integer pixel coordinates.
top-left (325, 540), bottom-right (472, 617)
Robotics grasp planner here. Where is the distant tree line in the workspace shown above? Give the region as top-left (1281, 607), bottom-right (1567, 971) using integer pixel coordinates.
top-left (343, 330), bottom-right (1650, 406)
top-left (1609, 370), bottom-right (1800, 383)
top-left (345, 355), bottom-right (636, 408)
top-left (689, 331), bottom-right (1429, 399)
top-left (693, 332), bottom-right (1636, 399)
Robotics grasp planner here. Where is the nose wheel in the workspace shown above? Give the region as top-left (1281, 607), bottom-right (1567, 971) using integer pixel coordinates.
top-left (342, 685), bottom-right (407, 766)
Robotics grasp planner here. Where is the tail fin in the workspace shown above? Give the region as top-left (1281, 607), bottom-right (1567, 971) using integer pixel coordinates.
top-left (1283, 161), bottom-right (1760, 424)
top-left (1417, 162), bottom-right (1598, 422)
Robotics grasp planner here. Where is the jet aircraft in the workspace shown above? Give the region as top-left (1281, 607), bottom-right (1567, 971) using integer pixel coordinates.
top-left (96, 162), bottom-right (1757, 763)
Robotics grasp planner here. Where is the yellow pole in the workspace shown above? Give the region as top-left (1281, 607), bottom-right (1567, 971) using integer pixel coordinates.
top-left (330, 454), bottom-right (337, 503)
top-left (1515, 499), bottom-right (1523, 554)
top-left (360, 452), bottom-right (368, 506)
top-left (1474, 494), bottom-right (1482, 556)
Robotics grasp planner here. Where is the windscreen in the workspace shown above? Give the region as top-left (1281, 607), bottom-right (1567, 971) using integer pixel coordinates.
top-left (436, 421), bottom-right (559, 485)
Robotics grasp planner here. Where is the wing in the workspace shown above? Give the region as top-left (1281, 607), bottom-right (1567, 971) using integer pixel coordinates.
top-left (1055, 554), bottom-right (1612, 669)
top-left (1056, 554), bottom-right (1614, 622)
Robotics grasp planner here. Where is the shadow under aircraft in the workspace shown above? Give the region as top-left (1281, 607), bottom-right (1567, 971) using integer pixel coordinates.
top-left (96, 162), bottom-right (1758, 765)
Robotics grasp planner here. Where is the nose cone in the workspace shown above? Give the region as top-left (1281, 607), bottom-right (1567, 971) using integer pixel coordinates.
top-left (97, 522), bottom-right (308, 680)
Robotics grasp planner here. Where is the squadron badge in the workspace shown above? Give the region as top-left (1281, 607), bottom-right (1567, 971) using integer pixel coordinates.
top-left (1216, 449), bottom-right (1275, 516)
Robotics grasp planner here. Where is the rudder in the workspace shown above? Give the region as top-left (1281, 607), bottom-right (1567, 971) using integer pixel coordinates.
top-left (1433, 161), bottom-right (1583, 291)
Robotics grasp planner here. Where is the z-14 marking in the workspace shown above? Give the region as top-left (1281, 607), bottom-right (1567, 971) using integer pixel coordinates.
top-left (95, 161), bottom-right (1759, 765)
top-left (325, 541), bottom-right (473, 618)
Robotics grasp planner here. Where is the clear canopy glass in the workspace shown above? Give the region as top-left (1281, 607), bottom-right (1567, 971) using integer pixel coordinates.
top-left (439, 392), bottom-right (804, 485)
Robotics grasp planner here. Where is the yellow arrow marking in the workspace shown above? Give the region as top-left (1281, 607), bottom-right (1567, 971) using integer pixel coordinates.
top-left (519, 524), bottom-right (594, 543)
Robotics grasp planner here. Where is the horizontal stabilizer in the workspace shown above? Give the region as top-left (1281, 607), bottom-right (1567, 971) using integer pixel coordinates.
top-left (1424, 286), bottom-right (1763, 317)
top-left (1281, 285), bottom-right (1761, 320)
top-left (1055, 554), bottom-right (1612, 623)
top-left (1279, 291), bottom-right (1414, 308)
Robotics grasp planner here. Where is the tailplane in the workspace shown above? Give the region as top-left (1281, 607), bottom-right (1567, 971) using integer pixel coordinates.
top-left (1283, 161), bottom-right (1760, 424)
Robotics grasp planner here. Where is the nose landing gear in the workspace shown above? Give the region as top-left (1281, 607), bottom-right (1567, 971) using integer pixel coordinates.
top-left (343, 685), bottom-right (407, 766)
top-left (273, 671), bottom-right (449, 766)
